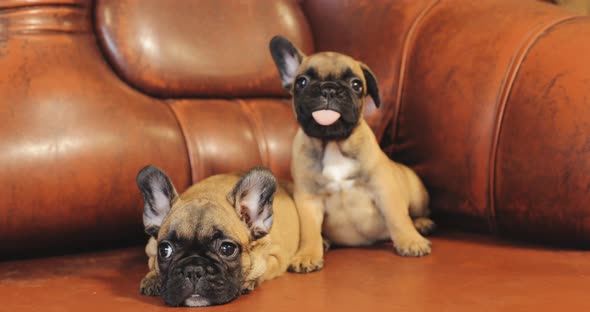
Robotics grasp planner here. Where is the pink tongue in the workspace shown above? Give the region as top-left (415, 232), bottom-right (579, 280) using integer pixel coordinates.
top-left (312, 110), bottom-right (341, 126)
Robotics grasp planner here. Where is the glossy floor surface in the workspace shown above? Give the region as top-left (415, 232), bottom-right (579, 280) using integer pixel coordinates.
top-left (1, 232), bottom-right (588, 311)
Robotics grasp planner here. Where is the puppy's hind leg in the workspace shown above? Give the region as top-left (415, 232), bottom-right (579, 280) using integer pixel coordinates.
top-left (374, 167), bottom-right (432, 257)
top-left (410, 200), bottom-right (436, 236)
top-left (413, 217), bottom-right (436, 236)
top-left (406, 169), bottom-right (435, 236)
top-left (409, 195), bottom-right (435, 236)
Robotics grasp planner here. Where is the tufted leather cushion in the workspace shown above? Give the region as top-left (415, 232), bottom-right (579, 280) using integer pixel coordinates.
top-left (169, 98), bottom-right (297, 182)
top-left (94, 0), bottom-right (314, 98)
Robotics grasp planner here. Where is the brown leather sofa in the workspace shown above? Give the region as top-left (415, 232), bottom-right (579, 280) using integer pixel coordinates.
top-left (1, 0), bottom-right (589, 311)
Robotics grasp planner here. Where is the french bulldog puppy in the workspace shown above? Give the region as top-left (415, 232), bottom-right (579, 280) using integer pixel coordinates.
top-left (137, 165), bottom-right (300, 306)
top-left (269, 36), bottom-right (435, 273)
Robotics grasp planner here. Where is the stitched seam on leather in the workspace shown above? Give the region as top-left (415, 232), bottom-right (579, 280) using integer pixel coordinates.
top-left (388, 0), bottom-right (440, 150)
top-left (0, 2), bottom-right (88, 11)
top-left (488, 14), bottom-right (585, 234)
top-left (237, 99), bottom-right (270, 168)
top-left (166, 100), bottom-right (196, 184)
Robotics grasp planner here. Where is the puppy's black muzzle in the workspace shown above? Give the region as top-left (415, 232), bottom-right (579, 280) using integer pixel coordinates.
top-left (295, 80), bottom-right (361, 140)
top-left (161, 256), bottom-right (240, 307)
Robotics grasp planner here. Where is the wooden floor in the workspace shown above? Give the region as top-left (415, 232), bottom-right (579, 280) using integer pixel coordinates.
top-left (1, 231), bottom-right (589, 311)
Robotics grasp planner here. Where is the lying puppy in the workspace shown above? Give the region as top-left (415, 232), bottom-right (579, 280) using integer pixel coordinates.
top-left (136, 165), bottom-right (300, 306)
top-left (269, 36), bottom-right (435, 273)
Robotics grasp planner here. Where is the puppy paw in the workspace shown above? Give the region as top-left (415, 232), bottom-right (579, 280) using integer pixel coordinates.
top-left (140, 271), bottom-right (161, 296)
top-left (413, 217), bottom-right (436, 236)
top-left (241, 280), bottom-right (258, 294)
top-left (394, 235), bottom-right (432, 257)
top-left (288, 254), bottom-right (324, 273)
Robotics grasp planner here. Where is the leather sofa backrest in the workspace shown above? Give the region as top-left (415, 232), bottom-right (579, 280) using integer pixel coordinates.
top-left (94, 0), bottom-right (314, 98)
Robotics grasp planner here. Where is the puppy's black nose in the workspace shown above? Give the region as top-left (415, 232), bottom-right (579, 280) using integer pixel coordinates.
top-left (320, 81), bottom-right (339, 99)
top-left (183, 266), bottom-right (206, 279)
top-left (321, 88), bottom-right (336, 98)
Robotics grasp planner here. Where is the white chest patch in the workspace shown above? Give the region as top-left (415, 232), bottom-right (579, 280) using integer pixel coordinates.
top-left (321, 142), bottom-right (359, 192)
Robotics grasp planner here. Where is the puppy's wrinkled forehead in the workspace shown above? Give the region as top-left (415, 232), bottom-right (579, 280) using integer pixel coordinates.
top-left (159, 199), bottom-right (246, 243)
top-left (300, 52), bottom-right (364, 81)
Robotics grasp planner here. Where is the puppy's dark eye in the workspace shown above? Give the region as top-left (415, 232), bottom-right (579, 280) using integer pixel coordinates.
top-left (295, 76), bottom-right (308, 89)
top-left (158, 242), bottom-right (174, 259)
top-left (351, 79), bottom-right (363, 92)
top-left (218, 241), bottom-right (238, 258)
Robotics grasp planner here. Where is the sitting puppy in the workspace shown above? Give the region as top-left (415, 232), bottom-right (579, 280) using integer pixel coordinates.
top-left (136, 165), bottom-right (300, 306)
top-left (269, 36), bottom-right (435, 273)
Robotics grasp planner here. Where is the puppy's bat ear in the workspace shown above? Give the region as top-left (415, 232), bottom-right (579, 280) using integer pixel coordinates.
top-left (136, 165), bottom-right (179, 238)
top-left (227, 167), bottom-right (277, 240)
top-left (269, 35), bottom-right (305, 92)
top-left (360, 62), bottom-right (381, 108)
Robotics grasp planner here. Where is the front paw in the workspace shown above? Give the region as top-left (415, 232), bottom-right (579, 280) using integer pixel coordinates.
top-left (241, 280), bottom-right (258, 294)
top-left (140, 271), bottom-right (161, 296)
top-left (288, 253), bottom-right (324, 273)
top-left (394, 235), bottom-right (432, 257)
